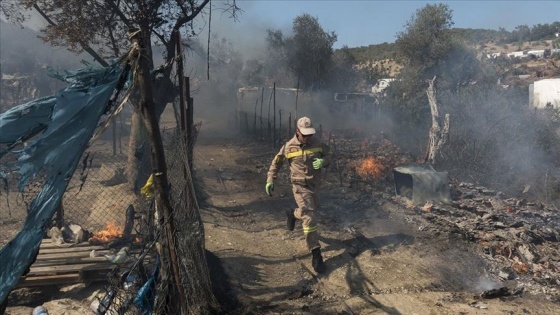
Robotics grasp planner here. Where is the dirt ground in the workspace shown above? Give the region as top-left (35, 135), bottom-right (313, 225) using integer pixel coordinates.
top-left (193, 119), bottom-right (559, 315)
top-left (4, 116), bottom-right (560, 315)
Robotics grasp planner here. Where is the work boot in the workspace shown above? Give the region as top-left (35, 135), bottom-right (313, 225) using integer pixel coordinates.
top-left (311, 248), bottom-right (326, 274)
top-left (286, 209), bottom-right (296, 231)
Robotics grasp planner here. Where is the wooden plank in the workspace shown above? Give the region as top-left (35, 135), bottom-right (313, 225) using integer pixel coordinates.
top-left (32, 257), bottom-right (110, 267)
top-left (28, 262), bottom-right (115, 276)
top-left (14, 239), bottom-right (149, 289)
top-left (36, 251), bottom-right (110, 260)
top-left (31, 255), bottom-right (152, 268)
top-left (38, 245), bottom-right (107, 254)
top-left (39, 242), bottom-right (104, 250)
top-left (17, 274), bottom-right (81, 288)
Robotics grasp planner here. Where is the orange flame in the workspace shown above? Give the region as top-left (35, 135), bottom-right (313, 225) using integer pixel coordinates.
top-left (354, 156), bottom-right (385, 179)
top-left (89, 222), bottom-right (123, 243)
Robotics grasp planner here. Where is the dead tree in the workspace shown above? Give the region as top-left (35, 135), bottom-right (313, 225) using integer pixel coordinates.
top-left (425, 76), bottom-right (450, 165)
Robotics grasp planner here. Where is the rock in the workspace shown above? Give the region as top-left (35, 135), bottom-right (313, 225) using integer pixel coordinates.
top-left (48, 226), bottom-right (64, 245)
top-left (518, 245), bottom-right (537, 263)
top-left (61, 223), bottom-right (85, 244)
top-left (32, 306), bottom-right (48, 315)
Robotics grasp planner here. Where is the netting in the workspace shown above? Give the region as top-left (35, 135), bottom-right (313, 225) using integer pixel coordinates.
top-left (0, 110), bottom-right (138, 244)
top-left (85, 124), bottom-right (215, 315)
top-left (1, 53), bottom-right (217, 313)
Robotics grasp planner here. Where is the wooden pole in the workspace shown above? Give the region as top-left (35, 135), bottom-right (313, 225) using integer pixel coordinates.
top-left (295, 76), bottom-right (300, 119)
top-left (187, 78), bottom-right (194, 171)
top-left (260, 87), bottom-right (264, 139)
top-left (288, 112), bottom-right (292, 138)
top-left (175, 30), bottom-right (187, 133)
top-left (267, 87), bottom-right (272, 141)
top-left (253, 98), bottom-right (258, 136)
top-left (279, 110), bottom-right (282, 143)
top-left (273, 82), bottom-right (276, 145)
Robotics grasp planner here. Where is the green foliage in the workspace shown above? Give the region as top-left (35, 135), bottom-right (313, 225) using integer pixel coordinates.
top-left (265, 13), bottom-right (337, 90)
top-left (384, 3), bottom-right (458, 126)
top-left (340, 42), bottom-right (397, 64)
top-left (341, 21), bottom-right (560, 64)
top-left (395, 3), bottom-right (454, 72)
top-left (330, 45), bottom-right (360, 91)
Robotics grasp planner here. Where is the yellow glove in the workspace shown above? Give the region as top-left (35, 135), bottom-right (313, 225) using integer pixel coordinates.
top-left (313, 158), bottom-right (324, 170)
top-left (265, 181), bottom-right (274, 196)
top-left (140, 174), bottom-right (155, 201)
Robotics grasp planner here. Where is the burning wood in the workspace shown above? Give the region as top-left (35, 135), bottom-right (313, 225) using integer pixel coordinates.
top-left (354, 156), bottom-right (385, 179)
top-left (89, 222), bottom-right (124, 245)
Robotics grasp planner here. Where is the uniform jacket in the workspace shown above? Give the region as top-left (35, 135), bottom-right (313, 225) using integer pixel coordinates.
top-left (267, 134), bottom-right (331, 187)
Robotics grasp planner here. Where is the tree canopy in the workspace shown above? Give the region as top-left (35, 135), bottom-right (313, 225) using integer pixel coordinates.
top-left (265, 14), bottom-right (337, 90)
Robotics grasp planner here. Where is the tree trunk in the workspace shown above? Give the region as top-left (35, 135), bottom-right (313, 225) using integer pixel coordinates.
top-left (425, 76), bottom-right (450, 165)
top-left (131, 27), bottom-right (187, 312)
top-left (125, 111), bottom-right (144, 192)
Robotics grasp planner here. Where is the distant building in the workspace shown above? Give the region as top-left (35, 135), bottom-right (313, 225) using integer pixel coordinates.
top-left (529, 78), bottom-right (560, 109)
top-left (507, 51), bottom-right (528, 58)
top-left (371, 78), bottom-right (396, 94)
top-left (527, 50), bottom-right (545, 58)
top-left (486, 52), bottom-right (503, 59)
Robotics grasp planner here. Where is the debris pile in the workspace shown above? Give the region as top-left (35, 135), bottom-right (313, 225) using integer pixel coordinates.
top-left (326, 132), bottom-right (559, 300)
top-left (399, 181), bottom-right (560, 299)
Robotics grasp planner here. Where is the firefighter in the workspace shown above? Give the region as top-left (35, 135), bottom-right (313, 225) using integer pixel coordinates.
top-left (266, 116), bottom-right (331, 273)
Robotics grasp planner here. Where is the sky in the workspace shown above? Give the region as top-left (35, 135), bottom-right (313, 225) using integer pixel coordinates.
top-left (7, 0), bottom-right (560, 62)
top-left (212, 0), bottom-right (560, 49)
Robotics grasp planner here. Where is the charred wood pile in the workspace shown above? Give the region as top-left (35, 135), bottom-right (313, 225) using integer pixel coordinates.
top-left (328, 131), bottom-right (559, 300)
top-left (400, 181), bottom-right (560, 299)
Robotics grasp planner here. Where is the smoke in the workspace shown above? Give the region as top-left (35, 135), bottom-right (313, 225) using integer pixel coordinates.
top-left (0, 20), bottom-right (82, 72)
top-left (0, 20), bottom-right (84, 110)
top-left (183, 6), bottom-right (293, 139)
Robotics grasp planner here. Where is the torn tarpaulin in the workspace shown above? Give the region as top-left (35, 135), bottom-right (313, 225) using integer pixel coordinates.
top-left (0, 60), bottom-right (127, 304)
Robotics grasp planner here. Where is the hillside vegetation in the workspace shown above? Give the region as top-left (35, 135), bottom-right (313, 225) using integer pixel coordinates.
top-left (343, 23), bottom-right (560, 81)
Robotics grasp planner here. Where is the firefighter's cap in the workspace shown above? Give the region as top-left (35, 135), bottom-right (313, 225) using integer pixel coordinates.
top-left (297, 117), bottom-right (316, 135)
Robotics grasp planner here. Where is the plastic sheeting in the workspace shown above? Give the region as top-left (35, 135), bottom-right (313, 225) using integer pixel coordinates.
top-left (0, 61), bottom-right (125, 303)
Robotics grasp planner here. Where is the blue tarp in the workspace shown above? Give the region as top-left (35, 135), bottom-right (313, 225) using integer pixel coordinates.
top-left (0, 61), bottom-right (125, 303)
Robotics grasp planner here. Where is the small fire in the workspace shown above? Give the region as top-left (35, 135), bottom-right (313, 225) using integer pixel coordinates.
top-left (89, 222), bottom-right (123, 244)
top-left (354, 156), bottom-right (385, 179)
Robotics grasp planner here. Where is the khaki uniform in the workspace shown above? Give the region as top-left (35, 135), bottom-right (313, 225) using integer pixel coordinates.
top-left (267, 135), bottom-right (330, 251)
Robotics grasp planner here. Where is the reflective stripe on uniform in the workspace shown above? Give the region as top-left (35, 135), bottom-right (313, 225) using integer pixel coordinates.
top-left (303, 225), bottom-right (318, 233)
top-left (274, 155), bottom-right (285, 164)
top-left (285, 147), bottom-right (323, 159)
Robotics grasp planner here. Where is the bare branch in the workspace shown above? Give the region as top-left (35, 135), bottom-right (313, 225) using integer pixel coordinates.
top-left (106, 0), bottom-right (132, 28)
top-left (33, 3), bottom-right (109, 67)
top-left (174, 0), bottom-right (210, 31)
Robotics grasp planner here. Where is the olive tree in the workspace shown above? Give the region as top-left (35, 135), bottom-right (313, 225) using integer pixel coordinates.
top-left (266, 13), bottom-right (337, 90)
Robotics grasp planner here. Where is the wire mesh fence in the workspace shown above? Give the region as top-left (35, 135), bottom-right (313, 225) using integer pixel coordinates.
top-left (0, 113), bottom-right (138, 244)
top-left (1, 99), bottom-right (217, 313)
top-left (87, 126), bottom-right (215, 315)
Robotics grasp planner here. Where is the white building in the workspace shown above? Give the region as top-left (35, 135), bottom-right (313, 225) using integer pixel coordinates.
top-left (507, 51), bottom-right (528, 58)
top-left (529, 78), bottom-right (560, 109)
top-left (527, 50), bottom-right (545, 58)
top-left (371, 78), bottom-right (396, 94)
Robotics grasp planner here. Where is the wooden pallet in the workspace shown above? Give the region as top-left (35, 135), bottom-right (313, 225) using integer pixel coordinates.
top-left (17, 239), bottom-right (120, 288)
